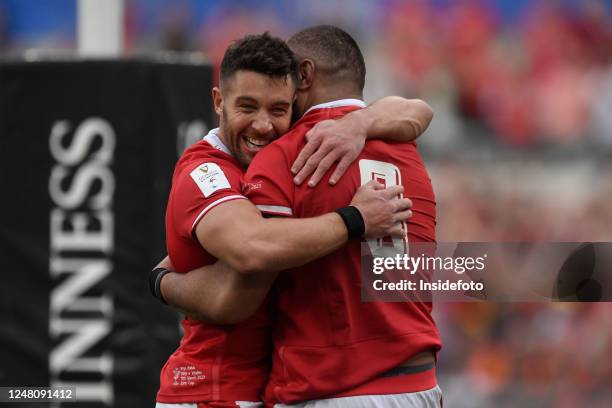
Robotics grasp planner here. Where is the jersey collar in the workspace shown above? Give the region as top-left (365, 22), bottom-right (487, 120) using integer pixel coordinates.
top-left (203, 128), bottom-right (233, 157)
top-left (303, 98), bottom-right (367, 117)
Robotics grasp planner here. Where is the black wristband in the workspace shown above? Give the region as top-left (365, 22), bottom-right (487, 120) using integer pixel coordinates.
top-left (335, 206), bottom-right (365, 239)
top-left (149, 267), bottom-right (170, 304)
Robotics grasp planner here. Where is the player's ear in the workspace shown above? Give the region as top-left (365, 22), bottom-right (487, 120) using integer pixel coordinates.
top-left (212, 87), bottom-right (223, 116)
top-left (297, 59), bottom-right (315, 91)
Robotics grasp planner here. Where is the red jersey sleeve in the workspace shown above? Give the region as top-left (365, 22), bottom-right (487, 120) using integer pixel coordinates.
top-left (169, 159), bottom-right (246, 239)
top-left (243, 143), bottom-right (294, 217)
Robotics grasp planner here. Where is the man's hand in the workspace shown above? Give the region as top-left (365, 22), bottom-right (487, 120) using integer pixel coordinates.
top-left (290, 97), bottom-right (433, 188)
top-left (291, 116), bottom-right (366, 188)
top-left (350, 180), bottom-right (412, 239)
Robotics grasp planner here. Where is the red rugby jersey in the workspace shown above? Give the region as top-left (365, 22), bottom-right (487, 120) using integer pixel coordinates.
top-left (159, 129), bottom-right (271, 404)
top-left (243, 101), bottom-right (442, 404)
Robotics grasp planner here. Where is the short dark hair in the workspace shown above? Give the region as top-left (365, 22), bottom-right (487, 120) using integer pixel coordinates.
top-left (287, 25), bottom-right (366, 92)
top-left (220, 32), bottom-right (297, 86)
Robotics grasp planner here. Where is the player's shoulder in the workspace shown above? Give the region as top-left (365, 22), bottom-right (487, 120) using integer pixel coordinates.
top-left (263, 121), bottom-right (315, 161)
top-left (270, 105), bottom-right (359, 154)
top-left (363, 139), bottom-right (417, 157)
top-left (176, 139), bottom-right (241, 174)
top-left (250, 126), bottom-right (305, 169)
top-left (170, 140), bottom-right (243, 205)
top-left (274, 122), bottom-right (310, 150)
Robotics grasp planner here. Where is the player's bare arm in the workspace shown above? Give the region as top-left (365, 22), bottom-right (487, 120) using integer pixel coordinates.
top-left (196, 180), bottom-right (410, 275)
top-left (160, 260), bottom-right (277, 325)
top-left (149, 256), bottom-right (270, 325)
top-left (292, 96), bottom-right (434, 186)
top-left (349, 96), bottom-right (433, 140)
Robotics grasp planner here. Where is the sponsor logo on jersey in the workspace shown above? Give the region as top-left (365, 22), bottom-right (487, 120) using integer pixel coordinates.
top-left (243, 180), bottom-right (262, 194)
top-left (190, 162), bottom-right (231, 197)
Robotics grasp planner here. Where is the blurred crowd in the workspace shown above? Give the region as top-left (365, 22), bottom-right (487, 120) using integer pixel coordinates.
top-left (431, 159), bottom-right (612, 407)
top-left (431, 158), bottom-right (612, 242)
top-left (2, 0), bottom-right (611, 148)
top-left (403, 7), bottom-right (612, 404)
top-left (139, 0), bottom-right (612, 148)
top-left (434, 302), bottom-right (612, 407)
top-left (381, 0), bottom-right (612, 148)
top-left (1, 1), bottom-right (611, 407)
top-left (133, 0), bottom-right (612, 149)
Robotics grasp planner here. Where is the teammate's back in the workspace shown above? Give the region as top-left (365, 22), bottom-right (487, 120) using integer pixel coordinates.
top-left (245, 104), bottom-right (441, 404)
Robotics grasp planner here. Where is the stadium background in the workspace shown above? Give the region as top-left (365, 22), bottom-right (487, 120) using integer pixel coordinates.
top-left (1, 0), bottom-right (611, 406)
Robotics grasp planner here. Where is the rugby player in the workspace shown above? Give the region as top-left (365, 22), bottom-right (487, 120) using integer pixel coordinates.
top-left (153, 32), bottom-right (434, 408)
top-left (246, 26), bottom-right (443, 408)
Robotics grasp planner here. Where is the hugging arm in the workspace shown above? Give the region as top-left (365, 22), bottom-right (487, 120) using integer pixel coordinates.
top-left (155, 182), bottom-right (411, 324)
top-left (292, 96), bottom-right (434, 186)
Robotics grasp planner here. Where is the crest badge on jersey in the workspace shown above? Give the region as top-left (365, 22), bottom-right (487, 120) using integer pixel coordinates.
top-left (190, 162), bottom-right (231, 197)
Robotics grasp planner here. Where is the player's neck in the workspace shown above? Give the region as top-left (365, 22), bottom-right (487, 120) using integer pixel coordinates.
top-left (214, 126), bottom-right (234, 157)
top-left (306, 87), bottom-right (363, 111)
top-left (216, 124), bottom-right (228, 146)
